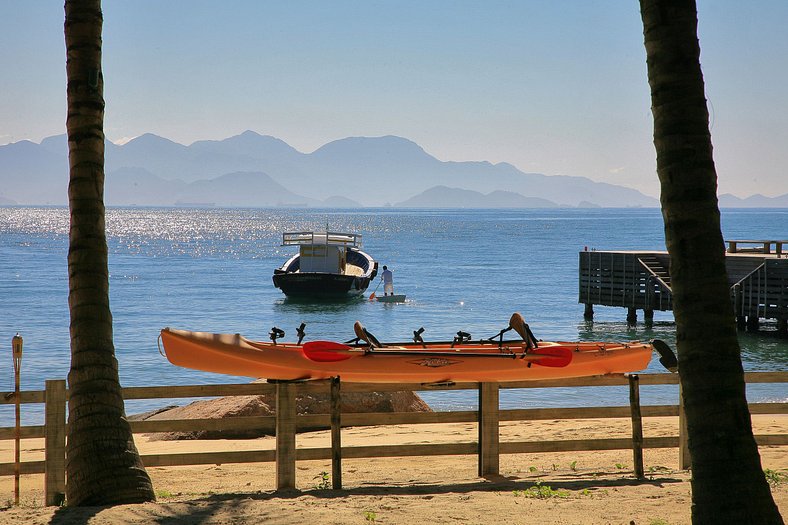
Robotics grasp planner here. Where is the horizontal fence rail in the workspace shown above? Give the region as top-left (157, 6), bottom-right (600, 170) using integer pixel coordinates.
top-left (1, 372), bottom-right (787, 505)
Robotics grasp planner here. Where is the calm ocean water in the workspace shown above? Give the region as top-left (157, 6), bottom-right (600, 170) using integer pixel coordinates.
top-left (1, 206), bottom-right (786, 425)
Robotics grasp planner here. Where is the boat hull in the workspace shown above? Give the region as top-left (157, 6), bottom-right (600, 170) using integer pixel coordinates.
top-left (272, 271), bottom-right (372, 296)
top-left (160, 328), bottom-right (653, 383)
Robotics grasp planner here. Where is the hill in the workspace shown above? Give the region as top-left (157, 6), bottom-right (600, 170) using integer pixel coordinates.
top-left (0, 131), bottom-right (670, 208)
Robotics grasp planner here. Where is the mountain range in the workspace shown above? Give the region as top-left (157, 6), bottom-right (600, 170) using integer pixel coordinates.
top-left (1, 131), bottom-right (785, 208)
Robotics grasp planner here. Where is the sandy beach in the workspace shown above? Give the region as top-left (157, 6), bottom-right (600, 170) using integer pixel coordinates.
top-left (1, 415), bottom-right (786, 524)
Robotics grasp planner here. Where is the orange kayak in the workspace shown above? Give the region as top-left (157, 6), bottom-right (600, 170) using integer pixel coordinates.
top-left (159, 327), bottom-right (654, 384)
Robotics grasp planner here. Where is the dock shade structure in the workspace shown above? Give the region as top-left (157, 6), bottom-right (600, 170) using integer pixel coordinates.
top-left (272, 231), bottom-right (378, 297)
top-left (579, 244), bottom-right (788, 334)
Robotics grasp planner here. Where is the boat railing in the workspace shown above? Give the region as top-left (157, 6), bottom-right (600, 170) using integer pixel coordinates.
top-left (282, 231), bottom-right (362, 248)
top-left (2, 372), bottom-right (787, 502)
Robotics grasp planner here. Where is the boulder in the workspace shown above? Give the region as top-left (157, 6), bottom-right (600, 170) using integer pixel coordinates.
top-left (138, 381), bottom-right (431, 440)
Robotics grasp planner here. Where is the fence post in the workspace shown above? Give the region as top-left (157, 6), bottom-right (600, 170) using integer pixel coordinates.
top-left (44, 379), bottom-right (66, 506)
top-left (330, 376), bottom-right (342, 490)
top-left (628, 374), bottom-right (645, 479)
top-left (275, 381), bottom-right (297, 490)
top-left (678, 382), bottom-right (691, 470)
top-left (478, 382), bottom-right (499, 477)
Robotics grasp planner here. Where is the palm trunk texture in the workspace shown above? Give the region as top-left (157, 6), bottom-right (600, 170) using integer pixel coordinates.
top-left (65, 0), bottom-right (155, 506)
top-left (639, 1), bottom-right (782, 523)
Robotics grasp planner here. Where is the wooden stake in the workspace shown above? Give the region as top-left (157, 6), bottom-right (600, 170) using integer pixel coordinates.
top-left (12, 334), bottom-right (22, 506)
top-left (330, 376), bottom-right (342, 489)
top-left (628, 374), bottom-right (645, 479)
top-left (478, 382), bottom-right (499, 476)
top-left (275, 381), bottom-right (296, 490)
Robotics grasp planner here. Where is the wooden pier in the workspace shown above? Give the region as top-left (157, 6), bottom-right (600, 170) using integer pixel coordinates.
top-left (579, 239), bottom-right (788, 334)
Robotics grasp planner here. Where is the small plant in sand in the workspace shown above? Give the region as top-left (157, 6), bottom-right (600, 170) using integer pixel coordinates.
top-left (615, 462), bottom-right (627, 470)
top-left (569, 461), bottom-right (578, 471)
top-left (764, 468), bottom-right (788, 487)
top-left (155, 489), bottom-right (174, 499)
top-left (513, 482), bottom-right (569, 499)
top-left (364, 510), bottom-right (377, 522)
top-left (314, 471), bottom-right (331, 490)
top-left (528, 466), bottom-right (538, 473)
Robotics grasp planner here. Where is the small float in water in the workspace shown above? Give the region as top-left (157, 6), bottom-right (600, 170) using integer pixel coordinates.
top-left (372, 293), bottom-right (407, 303)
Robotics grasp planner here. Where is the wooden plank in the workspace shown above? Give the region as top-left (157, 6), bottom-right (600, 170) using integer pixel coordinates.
top-left (275, 382), bottom-right (297, 490)
top-left (500, 405), bottom-right (678, 421)
top-left (0, 425), bottom-right (46, 440)
top-left (130, 416), bottom-right (276, 434)
top-left (297, 411), bottom-right (479, 429)
top-left (44, 380), bottom-right (66, 507)
top-left (501, 436), bottom-right (679, 454)
top-left (744, 372), bottom-right (788, 383)
top-left (296, 443), bottom-right (478, 461)
top-left (478, 382), bottom-right (499, 476)
top-left (0, 390), bottom-right (45, 405)
top-left (756, 435), bottom-right (788, 446)
top-left (749, 403), bottom-right (788, 414)
top-left (142, 450), bottom-right (276, 467)
top-left (121, 383), bottom-right (276, 399)
top-left (0, 461), bottom-right (45, 476)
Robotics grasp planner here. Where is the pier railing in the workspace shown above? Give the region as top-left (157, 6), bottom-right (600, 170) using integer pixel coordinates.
top-left (2, 372), bottom-right (787, 505)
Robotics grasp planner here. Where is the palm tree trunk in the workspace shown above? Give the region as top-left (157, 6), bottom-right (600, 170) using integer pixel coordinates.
top-left (65, 0), bottom-right (155, 506)
top-left (639, 1), bottom-right (782, 523)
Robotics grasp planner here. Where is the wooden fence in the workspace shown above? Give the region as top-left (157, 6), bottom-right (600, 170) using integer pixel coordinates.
top-left (2, 372), bottom-right (787, 506)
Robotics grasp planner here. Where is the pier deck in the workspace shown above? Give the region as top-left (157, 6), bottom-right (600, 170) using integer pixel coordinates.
top-left (579, 240), bottom-right (788, 333)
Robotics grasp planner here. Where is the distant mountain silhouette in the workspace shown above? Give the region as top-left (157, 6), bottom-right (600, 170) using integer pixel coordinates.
top-left (173, 171), bottom-right (316, 208)
top-left (718, 193), bottom-right (788, 208)
top-left (5, 130), bottom-right (758, 208)
top-left (396, 186), bottom-right (559, 208)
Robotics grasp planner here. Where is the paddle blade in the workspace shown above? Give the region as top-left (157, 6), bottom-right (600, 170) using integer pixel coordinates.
top-left (529, 347), bottom-right (572, 368)
top-left (302, 341), bottom-right (356, 362)
top-left (369, 292), bottom-right (376, 301)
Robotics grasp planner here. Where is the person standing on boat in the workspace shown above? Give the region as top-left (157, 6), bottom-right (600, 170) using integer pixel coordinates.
top-left (382, 265), bottom-right (394, 296)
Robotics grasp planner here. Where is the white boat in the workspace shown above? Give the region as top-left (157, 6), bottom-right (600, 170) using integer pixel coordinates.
top-left (272, 231), bottom-right (378, 297)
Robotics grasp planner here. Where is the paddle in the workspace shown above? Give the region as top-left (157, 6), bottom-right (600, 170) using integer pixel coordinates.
top-left (302, 340), bottom-right (573, 367)
top-left (368, 277), bottom-right (383, 301)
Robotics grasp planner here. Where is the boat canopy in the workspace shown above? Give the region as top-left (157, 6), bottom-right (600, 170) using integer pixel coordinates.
top-left (281, 231), bottom-right (362, 248)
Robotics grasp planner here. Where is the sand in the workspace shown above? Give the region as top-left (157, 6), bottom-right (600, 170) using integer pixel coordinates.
top-left (1, 415), bottom-right (786, 524)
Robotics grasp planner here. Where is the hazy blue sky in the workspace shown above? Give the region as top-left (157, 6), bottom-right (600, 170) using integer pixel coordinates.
top-left (2, 1), bottom-right (787, 198)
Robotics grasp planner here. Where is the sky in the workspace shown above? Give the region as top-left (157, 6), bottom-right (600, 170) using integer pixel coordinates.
top-left (1, 1), bottom-right (787, 198)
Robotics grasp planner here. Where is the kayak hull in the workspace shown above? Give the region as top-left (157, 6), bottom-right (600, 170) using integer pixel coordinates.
top-left (160, 328), bottom-right (653, 383)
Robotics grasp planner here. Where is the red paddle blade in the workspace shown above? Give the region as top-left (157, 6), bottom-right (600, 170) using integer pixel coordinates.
top-left (302, 341), bottom-right (356, 362)
top-left (529, 347), bottom-right (572, 367)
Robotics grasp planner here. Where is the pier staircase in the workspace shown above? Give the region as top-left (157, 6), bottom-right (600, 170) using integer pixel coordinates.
top-left (638, 255), bottom-right (672, 291)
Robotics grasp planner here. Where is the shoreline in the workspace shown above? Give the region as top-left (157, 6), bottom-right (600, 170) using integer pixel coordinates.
top-left (1, 415), bottom-right (786, 524)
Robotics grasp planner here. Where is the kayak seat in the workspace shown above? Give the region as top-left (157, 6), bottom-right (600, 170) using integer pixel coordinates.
top-left (353, 321), bottom-right (382, 348)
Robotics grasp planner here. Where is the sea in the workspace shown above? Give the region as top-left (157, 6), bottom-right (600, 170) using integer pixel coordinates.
top-left (1, 206), bottom-right (786, 426)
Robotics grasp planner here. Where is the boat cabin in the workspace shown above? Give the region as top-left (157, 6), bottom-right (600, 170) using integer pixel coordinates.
top-left (281, 231), bottom-right (362, 274)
